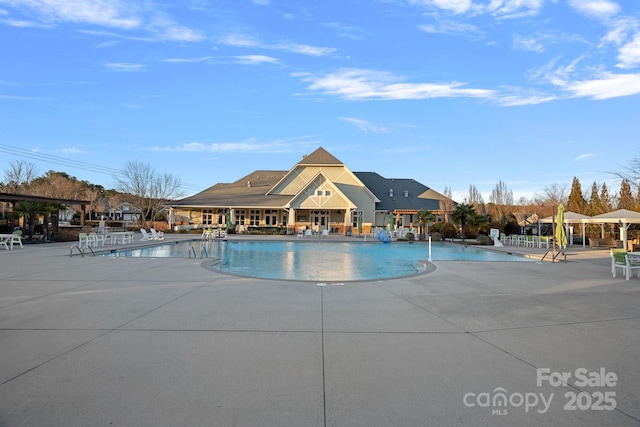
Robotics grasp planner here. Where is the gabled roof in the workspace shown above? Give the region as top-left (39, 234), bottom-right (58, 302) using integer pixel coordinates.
top-left (172, 170), bottom-right (290, 208)
top-left (354, 172), bottom-right (444, 211)
top-left (297, 147), bottom-right (344, 165)
top-left (286, 171), bottom-right (357, 209)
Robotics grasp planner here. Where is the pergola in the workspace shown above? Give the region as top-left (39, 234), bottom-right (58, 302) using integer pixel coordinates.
top-left (538, 211), bottom-right (591, 247)
top-left (0, 192), bottom-right (91, 226)
top-left (582, 209), bottom-right (640, 251)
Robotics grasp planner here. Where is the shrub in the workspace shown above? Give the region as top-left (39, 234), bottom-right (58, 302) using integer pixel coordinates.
top-left (477, 235), bottom-right (493, 245)
top-left (431, 231), bottom-right (442, 241)
top-left (405, 232), bottom-right (415, 241)
top-left (504, 221), bottom-right (520, 235)
top-left (441, 223), bottom-right (458, 239)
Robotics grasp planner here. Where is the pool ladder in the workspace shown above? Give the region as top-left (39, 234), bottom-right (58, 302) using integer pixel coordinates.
top-left (69, 244), bottom-right (95, 257)
top-left (188, 244), bottom-right (208, 259)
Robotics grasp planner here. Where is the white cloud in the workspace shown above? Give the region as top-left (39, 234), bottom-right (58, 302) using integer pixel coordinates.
top-left (61, 146), bottom-right (88, 154)
top-left (495, 91), bottom-right (558, 106)
top-left (486, 0), bottom-right (544, 19)
top-left (234, 55), bottom-right (279, 65)
top-left (160, 56), bottom-right (213, 63)
top-left (575, 153), bottom-right (595, 161)
top-left (600, 17), bottom-right (639, 46)
top-left (104, 62), bottom-right (144, 72)
top-left (616, 33), bottom-right (640, 69)
top-left (298, 68), bottom-right (494, 101)
top-left (418, 20), bottom-right (480, 36)
top-left (152, 140), bottom-right (314, 153)
top-left (276, 43), bottom-right (336, 57)
top-left (409, 0), bottom-right (473, 14)
top-left (219, 33), bottom-right (260, 48)
top-left (219, 33), bottom-right (336, 57)
top-left (568, 0), bottom-right (620, 19)
top-left (0, 0), bottom-right (140, 28)
top-left (339, 117), bottom-right (389, 133)
top-left (0, 0), bottom-right (203, 42)
top-left (513, 33), bottom-right (548, 53)
top-left (565, 72), bottom-right (640, 99)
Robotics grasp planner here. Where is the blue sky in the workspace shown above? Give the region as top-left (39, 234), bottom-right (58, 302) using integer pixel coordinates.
top-left (1, 0), bottom-right (639, 203)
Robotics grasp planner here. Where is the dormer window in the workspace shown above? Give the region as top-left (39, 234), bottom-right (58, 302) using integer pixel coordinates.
top-left (389, 189), bottom-right (394, 197)
top-left (404, 190), bottom-right (409, 197)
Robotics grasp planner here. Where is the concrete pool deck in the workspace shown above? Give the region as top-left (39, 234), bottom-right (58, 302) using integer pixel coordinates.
top-left (1, 233), bottom-right (639, 426)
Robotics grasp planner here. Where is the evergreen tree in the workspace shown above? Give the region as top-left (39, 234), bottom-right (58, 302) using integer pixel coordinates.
top-left (618, 179), bottom-right (634, 210)
top-left (566, 177), bottom-right (587, 214)
top-left (600, 182), bottom-right (612, 212)
top-left (586, 181), bottom-right (604, 216)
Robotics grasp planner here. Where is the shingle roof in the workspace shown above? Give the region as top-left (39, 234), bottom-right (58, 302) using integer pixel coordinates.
top-left (354, 172), bottom-right (443, 211)
top-left (171, 149), bottom-right (452, 211)
top-left (172, 170), bottom-right (290, 208)
top-left (297, 147), bottom-right (343, 165)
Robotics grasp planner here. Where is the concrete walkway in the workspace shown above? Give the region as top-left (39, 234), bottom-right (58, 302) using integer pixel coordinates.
top-left (1, 234), bottom-right (639, 426)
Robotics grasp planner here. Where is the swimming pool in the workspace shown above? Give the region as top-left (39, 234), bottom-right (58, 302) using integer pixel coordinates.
top-left (102, 240), bottom-right (531, 282)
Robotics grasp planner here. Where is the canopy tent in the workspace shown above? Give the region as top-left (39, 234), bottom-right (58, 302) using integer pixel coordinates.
top-left (582, 209), bottom-right (640, 251)
top-left (538, 211), bottom-right (591, 247)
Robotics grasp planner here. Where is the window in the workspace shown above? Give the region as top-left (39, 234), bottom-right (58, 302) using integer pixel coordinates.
top-left (202, 209), bottom-right (213, 225)
top-left (264, 210), bottom-right (277, 226)
top-left (249, 210), bottom-right (261, 226)
top-left (216, 209), bottom-right (225, 225)
top-left (235, 210), bottom-right (245, 226)
top-left (351, 211), bottom-right (362, 228)
top-left (325, 190), bottom-right (331, 196)
top-left (317, 190), bottom-right (323, 196)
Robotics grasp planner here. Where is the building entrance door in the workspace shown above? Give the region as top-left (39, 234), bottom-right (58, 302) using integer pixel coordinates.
top-left (312, 212), bottom-right (329, 232)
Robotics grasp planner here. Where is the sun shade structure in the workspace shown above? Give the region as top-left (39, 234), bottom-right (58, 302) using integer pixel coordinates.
top-left (582, 209), bottom-right (640, 251)
top-left (538, 211), bottom-right (591, 247)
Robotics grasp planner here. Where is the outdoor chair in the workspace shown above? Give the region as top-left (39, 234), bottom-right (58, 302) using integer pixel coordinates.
top-left (611, 249), bottom-right (629, 278)
top-left (624, 253), bottom-right (640, 280)
top-left (140, 229), bottom-right (152, 241)
top-left (78, 232), bottom-right (92, 248)
top-left (150, 228), bottom-right (164, 240)
top-left (9, 230), bottom-right (23, 249)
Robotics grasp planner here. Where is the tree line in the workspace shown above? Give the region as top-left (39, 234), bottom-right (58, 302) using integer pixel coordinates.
top-left (1, 160), bottom-right (183, 241)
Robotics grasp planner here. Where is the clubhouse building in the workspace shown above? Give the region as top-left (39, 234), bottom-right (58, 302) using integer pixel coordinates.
top-left (168, 147), bottom-right (456, 235)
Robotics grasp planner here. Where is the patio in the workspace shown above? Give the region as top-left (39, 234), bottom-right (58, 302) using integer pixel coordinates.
top-left (0, 235), bottom-right (639, 426)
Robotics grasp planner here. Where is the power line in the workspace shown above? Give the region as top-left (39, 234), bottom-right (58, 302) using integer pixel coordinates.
top-left (0, 144), bottom-right (204, 193)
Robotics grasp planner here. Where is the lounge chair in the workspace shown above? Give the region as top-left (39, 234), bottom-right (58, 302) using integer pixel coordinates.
top-left (297, 227), bottom-right (304, 238)
top-left (140, 229), bottom-right (152, 241)
top-left (305, 229), bottom-right (312, 237)
top-left (150, 228), bottom-right (164, 240)
top-left (0, 238), bottom-right (8, 250)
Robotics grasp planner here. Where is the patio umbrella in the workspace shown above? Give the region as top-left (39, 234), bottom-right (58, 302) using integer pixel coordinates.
top-left (357, 212), bottom-right (363, 236)
top-left (555, 204), bottom-right (567, 249)
top-left (225, 209), bottom-right (232, 230)
top-left (388, 214), bottom-right (395, 231)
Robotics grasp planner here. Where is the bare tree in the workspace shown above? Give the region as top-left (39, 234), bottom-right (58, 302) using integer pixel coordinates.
top-left (467, 184), bottom-right (485, 214)
top-left (537, 183), bottom-right (568, 207)
top-left (612, 155), bottom-right (640, 189)
top-left (116, 162), bottom-right (183, 227)
top-left (488, 180), bottom-right (514, 222)
top-left (3, 160), bottom-right (39, 194)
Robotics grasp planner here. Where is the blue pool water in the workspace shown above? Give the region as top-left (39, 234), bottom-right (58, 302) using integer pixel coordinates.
top-left (103, 240), bottom-right (531, 281)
